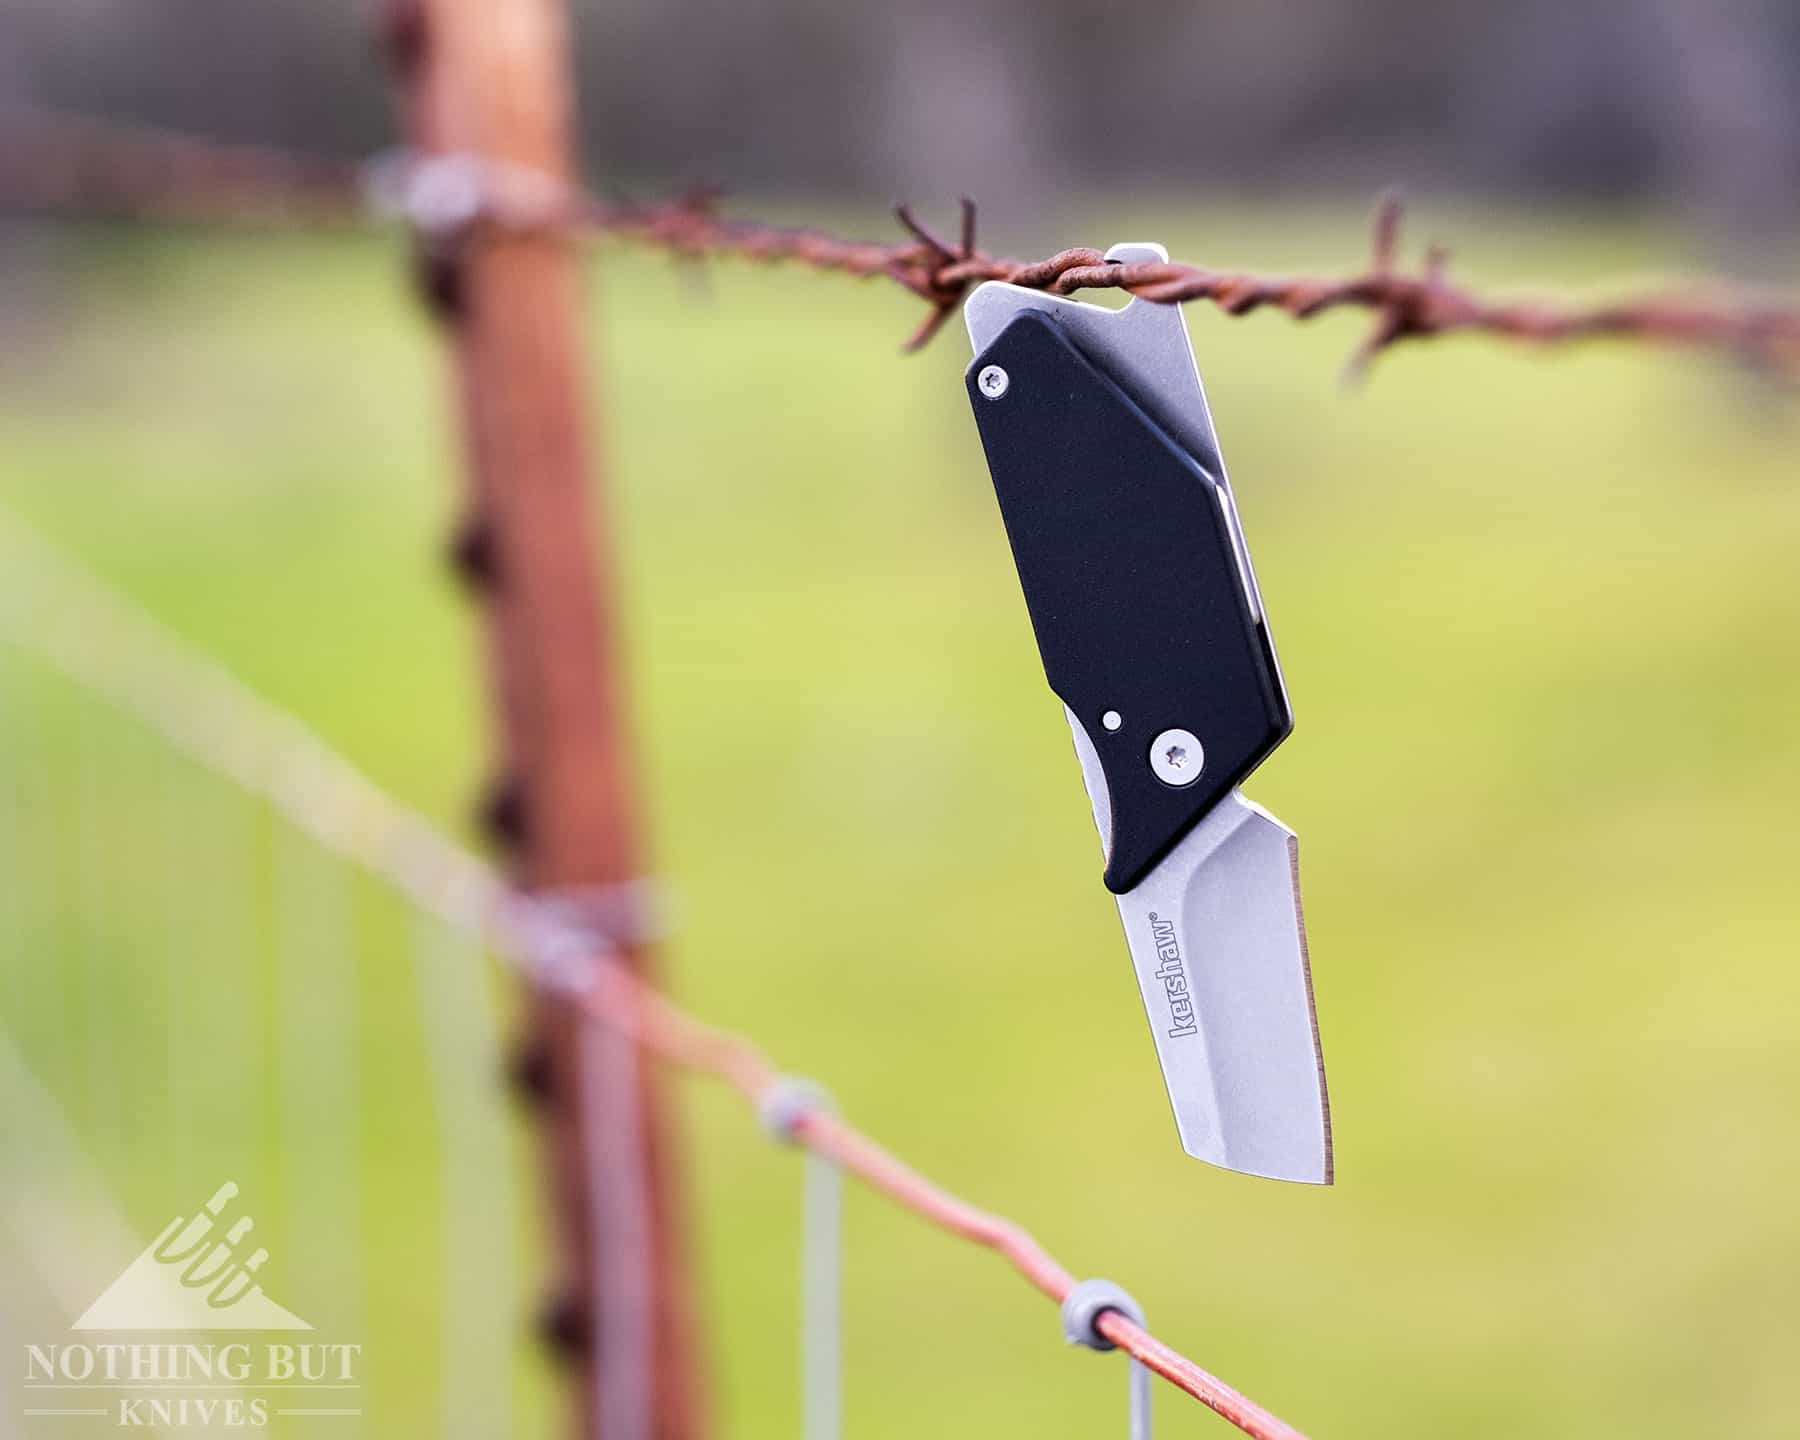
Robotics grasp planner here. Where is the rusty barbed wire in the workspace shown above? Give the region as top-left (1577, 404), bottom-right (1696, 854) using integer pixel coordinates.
top-left (4, 108), bottom-right (1798, 376)
top-left (0, 108), bottom-right (366, 225)
top-left (566, 189), bottom-right (1800, 372)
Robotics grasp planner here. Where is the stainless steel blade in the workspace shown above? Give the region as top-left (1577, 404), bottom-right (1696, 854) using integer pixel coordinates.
top-left (1068, 709), bottom-right (1331, 1182)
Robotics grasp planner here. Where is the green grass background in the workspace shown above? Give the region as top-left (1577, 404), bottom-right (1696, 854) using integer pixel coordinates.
top-left (1, 205), bottom-right (1798, 1437)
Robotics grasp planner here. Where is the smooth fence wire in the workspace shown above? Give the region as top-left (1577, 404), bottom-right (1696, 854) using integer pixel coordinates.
top-left (409, 911), bottom-right (520, 1440)
top-left (0, 512), bottom-right (1320, 1439)
top-left (801, 1138), bottom-right (841, 1440)
top-left (276, 816), bottom-right (367, 1374)
top-left (584, 992), bottom-right (654, 1440)
top-left (567, 962), bottom-right (1313, 1440)
top-left (0, 515), bottom-right (525, 1436)
top-left (758, 1078), bottom-right (843, 1440)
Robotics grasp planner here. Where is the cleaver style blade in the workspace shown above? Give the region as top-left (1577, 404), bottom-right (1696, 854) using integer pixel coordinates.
top-left (963, 254), bottom-right (1331, 1183)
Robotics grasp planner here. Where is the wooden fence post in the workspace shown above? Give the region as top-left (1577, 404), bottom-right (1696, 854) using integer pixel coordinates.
top-left (380, 1), bottom-right (708, 1435)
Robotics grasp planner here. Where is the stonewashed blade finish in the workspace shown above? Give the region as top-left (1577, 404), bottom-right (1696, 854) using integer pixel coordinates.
top-left (964, 256), bottom-right (1332, 1182)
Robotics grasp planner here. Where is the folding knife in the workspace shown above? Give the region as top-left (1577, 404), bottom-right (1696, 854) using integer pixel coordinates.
top-left (963, 246), bottom-right (1331, 1183)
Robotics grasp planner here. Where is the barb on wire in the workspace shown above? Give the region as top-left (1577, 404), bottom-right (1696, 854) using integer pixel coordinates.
top-left (5, 110), bottom-right (1798, 378)
top-left (571, 185), bottom-right (1800, 374)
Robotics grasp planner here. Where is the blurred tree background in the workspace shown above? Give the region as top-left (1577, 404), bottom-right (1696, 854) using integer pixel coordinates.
top-left (4, 0), bottom-right (1800, 240)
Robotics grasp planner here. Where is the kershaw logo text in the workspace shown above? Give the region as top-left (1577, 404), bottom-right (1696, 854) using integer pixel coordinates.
top-left (1147, 913), bottom-right (1198, 1039)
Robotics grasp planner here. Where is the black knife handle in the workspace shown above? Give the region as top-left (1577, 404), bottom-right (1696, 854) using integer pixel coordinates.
top-left (966, 310), bottom-right (1290, 894)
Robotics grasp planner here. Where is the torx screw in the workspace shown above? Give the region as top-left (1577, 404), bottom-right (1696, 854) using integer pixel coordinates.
top-left (977, 365), bottom-right (1010, 400)
top-left (1149, 728), bottom-right (1204, 787)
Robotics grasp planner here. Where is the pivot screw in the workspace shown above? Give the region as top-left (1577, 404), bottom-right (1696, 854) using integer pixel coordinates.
top-left (977, 365), bottom-right (1010, 400)
top-left (1149, 729), bottom-right (1204, 787)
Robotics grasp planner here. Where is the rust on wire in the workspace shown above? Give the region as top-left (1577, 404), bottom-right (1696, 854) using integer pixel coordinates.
top-left (570, 957), bottom-right (1314, 1440)
top-left (5, 109), bottom-right (1799, 376)
top-left (580, 187), bottom-right (1800, 375)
